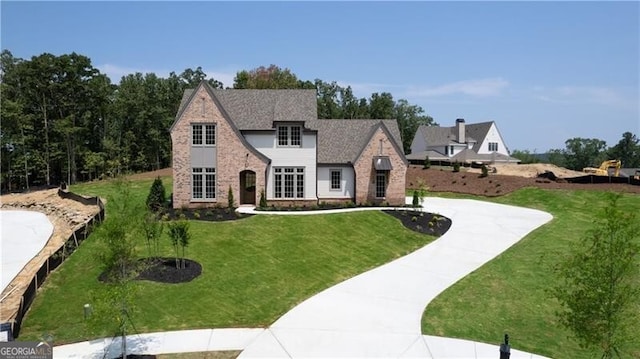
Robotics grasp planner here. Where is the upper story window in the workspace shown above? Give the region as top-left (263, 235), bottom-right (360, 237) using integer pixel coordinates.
top-left (488, 142), bottom-right (498, 152)
top-left (277, 125), bottom-right (301, 147)
top-left (192, 124), bottom-right (216, 146)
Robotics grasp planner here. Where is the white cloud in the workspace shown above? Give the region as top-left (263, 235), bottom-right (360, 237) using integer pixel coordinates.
top-left (405, 78), bottom-right (510, 98)
top-left (533, 85), bottom-right (633, 108)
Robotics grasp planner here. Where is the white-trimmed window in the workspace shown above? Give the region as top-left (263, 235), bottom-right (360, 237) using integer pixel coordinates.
top-left (192, 124), bottom-right (216, 146)
top-left (277, 125), bottom-right (301, 147)
top-left (274, 167), bottom-right (304, 199)
top-left (192, 167), bottom-right (216, 200)
top-left (488, 142), bottom-right (498, 152)
top-left (330, 169), bottom-right (341, 191)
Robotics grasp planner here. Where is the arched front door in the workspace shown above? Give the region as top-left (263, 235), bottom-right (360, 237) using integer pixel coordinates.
top-left (240, 170), bottom-right (256, 205)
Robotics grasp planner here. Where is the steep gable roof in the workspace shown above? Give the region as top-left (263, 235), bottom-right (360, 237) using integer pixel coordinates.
top-left (309, 119), bottom-right (405, 164)
top-left (210, 89), bottom-right (317, 130)
top-left (465, 122), bottom-right (494, 152)
top-left (173, 84), bottom-right (317, 131)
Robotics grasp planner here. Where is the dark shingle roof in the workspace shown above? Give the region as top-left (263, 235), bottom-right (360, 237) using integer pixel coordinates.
top-left (173, 83), bottom-right (406, 165)
top-left (416, 122), bottom-right (495, 147)
top-left (309, 119), bottom-right (404, 164)
top-left (212, 89), bottom-right (317, 130)
top-left (175, 87), bottom-right (317, 130)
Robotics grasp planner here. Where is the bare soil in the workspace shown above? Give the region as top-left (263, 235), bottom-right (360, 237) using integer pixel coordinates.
top-left (407, 166), bottom-right (640, 197)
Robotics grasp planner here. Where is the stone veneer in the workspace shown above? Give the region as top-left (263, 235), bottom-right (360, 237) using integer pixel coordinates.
top-left (353, 127), bottom-right (407, 206)
top-left (171, 85), bottom-right (268, 209)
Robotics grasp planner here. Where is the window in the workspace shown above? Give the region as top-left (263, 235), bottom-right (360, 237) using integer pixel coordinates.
top-left (488, 142), bottom-right (498, 152)
top-left (444, 146), bottom-right (449, 155)
top-left (330, 169), bottom-right (341, 191)
top-left (192, 167), bottom-right (215, 200)
top-left (192, 124), bottom-right (215, 146)
top-left (277, 125), bottom-right (301, 147)
top-left (375, 171), bottom-right (386, 198)
top-left (274, 167), bottom-right (304, 199)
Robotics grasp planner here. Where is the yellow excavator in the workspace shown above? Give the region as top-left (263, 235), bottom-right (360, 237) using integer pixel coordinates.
top-left (583, 160), bottom-right (621, 176)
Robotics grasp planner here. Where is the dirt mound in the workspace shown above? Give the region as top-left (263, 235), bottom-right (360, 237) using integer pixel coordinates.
top-left (466, 163), bottom-right (584, 178)
top-left (407, 166), bottom-right (640, 197)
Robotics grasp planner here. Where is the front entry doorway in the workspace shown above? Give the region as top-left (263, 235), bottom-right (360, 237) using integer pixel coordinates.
top-left (240, 170), bottom-right (256, 205)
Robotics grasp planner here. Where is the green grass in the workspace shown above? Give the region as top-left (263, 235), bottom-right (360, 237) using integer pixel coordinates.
top-left (18, 177), bottom-right (435, 344)
top-left (421, 188), bottom-right (640, 359)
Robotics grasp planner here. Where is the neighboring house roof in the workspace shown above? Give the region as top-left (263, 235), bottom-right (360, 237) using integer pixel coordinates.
top-left (309, 119), bottom-right (405, 164)
top-left (406, 150), bottom-right (449, 162)
top-left (415, 124), bottom-right (479, 147)
top-left (464, 122), bottom-right (494, 152)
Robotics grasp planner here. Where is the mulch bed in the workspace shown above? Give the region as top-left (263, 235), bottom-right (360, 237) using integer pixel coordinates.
top-left (383, 210), bottom-right (451, 236)
top-left (407, 166), bottom-right (640, 197)
top-left (161, 207), bottom-right (252, 222)
top-left (99, 258), bottom-right (202, 284)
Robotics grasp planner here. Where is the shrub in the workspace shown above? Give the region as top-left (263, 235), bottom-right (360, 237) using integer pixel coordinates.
top-left (453, 162), bottom-right (461, 172)
top-left (480, 164), bottom-right (489, 178)
top-left (227, 186), bottom-right (235, 209)
top-left (146, 177), bottom-right (166, 211)
top-left (411, 216), bottom-right (418, 222)
top-left (423, 155), bottom-right (431, 169)
top-left (259, 189), bottom-right (267, 208)
top-left (412, 190), bottom-right (419, 207)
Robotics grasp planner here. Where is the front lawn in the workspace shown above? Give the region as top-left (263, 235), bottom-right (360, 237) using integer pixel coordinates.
top-left (421, 188), bottom-right (640, 359)
top-left (18, 178), bottom-right (435, 344)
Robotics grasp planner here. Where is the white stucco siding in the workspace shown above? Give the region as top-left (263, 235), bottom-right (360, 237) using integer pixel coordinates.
top-left (245, 132), bottom-right (317, 200)
top-left (477, 123), bottom-right (509, 155)
top-left (317, 166), bottom-right (354, 199)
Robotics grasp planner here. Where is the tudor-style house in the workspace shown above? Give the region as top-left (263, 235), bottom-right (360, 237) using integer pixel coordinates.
top-left (407, 118), bottom-right (520, 164)
top-left (170, 82), bottom-right (408, 209)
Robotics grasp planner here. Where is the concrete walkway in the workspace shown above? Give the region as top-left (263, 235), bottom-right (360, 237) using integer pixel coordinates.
top-left (54, 197), bottom-right (552, 358)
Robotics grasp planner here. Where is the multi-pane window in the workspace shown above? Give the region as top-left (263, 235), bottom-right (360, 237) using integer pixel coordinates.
top-left (192, 167), bottom-right (215, 200)
top-left (277, 125), bottom-right (301, 147)
top-left (274, 167), bottom-right (304, 199)
top-left (330, 170), bottom-right (341, 191)
top-left (192, 124), bottom-right (215, 146)
top-left (375, 171), bottom-right (386, 198)
top-left (488, 142), bottom-right (498, 152)
top-left (192, 126), bottom-right (203, 145)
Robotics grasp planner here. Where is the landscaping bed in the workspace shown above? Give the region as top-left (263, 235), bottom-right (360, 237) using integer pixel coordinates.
top-left (383, 210), bottom-right (451, 237)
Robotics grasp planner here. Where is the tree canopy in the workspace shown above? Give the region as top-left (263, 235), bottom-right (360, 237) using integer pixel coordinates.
top-left (2, 57), bottom-right (438, 190)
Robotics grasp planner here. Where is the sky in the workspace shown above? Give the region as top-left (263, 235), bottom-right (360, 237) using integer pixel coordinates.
top-left (1, 1), bottom-right (638, 153)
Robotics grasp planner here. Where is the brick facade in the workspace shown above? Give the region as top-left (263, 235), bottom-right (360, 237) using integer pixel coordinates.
top-left (171, 85), bottom-right (268, 209)
top-left (353, 127), bottom-right (407, 206)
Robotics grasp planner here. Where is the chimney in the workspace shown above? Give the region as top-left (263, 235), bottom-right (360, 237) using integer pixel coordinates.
top-left (456, 118), bottom-right (466, 143)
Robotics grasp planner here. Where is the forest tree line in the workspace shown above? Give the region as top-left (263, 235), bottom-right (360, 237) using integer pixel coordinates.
top-left (0, 51), bottom-right (435, 190)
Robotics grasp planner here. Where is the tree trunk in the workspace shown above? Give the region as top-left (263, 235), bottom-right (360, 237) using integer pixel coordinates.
top-left (20, 127), bottom-right (29, 190)
top-left (42, 96), bottom-right (50, 186)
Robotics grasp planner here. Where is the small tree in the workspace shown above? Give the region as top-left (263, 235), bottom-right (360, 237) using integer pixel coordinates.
top-left (412, 190), bottom-right (419, 208)
top-left (259, 189), bottom-right (267, 208)
top-left (168, 220), bottom-right (190, 269)
top-left (552, 194), bottom-right (639, 358)
top-left (479, 164), bottom-right (488, 178)
top-left (146, 176), bottom-right (166, 211)
top-left (142, 211), bottom-right (163, 259)
top-left (452, 162), bottom-right (460, 172)
top-left (228, 185), bottom-right (235, 209)
top-left (423, 155), bottom-right (430, 169)
top-left (416, 179), bottom-right (428, 211)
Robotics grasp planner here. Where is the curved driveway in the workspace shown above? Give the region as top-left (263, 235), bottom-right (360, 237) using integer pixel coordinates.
top-left (54, 197), bottom-right (552, 358)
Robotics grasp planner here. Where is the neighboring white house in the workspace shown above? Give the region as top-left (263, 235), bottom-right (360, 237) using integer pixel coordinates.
top-left (407, 118), bottom-right (520, 164)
